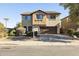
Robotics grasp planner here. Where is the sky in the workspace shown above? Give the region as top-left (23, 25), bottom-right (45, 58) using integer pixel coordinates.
top-left (0, 3), bottom-right (69, 28)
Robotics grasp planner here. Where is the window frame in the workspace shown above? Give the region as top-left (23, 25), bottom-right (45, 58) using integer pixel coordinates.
top-left (48, 15), bottom-right (56, 20)
top-left (25, 15), bottom-right (31, 20)
top-left (36, 14), bottom-right (44, 20)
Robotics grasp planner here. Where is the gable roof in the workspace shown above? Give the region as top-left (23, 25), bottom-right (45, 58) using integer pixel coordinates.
top-left (61, 16), bottom-right (69, 21)
top-left (21, 10), bottom-right (61, 15)
top-left (44, 11), bottom-right (60, 14)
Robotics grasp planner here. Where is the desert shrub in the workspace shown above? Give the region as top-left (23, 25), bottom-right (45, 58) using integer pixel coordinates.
top-left (0, 33), bottom-right (4, 38)
top-left (67, 29), bottom-right (75, 36)
top-left (3, 32), bottom-right (8, 37)
top-left (0, 22), bottom-right (8, 38)
top-left (0, 31), bottom-right (7, 38)
top-left (16, 27), bottom-right (25, 36)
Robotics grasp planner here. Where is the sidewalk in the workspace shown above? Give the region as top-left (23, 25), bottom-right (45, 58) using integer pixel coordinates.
top-left (0, 39), bottom-right (79, 46)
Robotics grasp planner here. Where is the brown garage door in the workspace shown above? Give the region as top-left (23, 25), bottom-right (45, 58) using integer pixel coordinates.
top-left (40, 26), bottom-right (57, 34)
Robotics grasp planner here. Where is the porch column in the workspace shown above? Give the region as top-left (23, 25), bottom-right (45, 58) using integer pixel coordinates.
top-left (26, 26), bottom-right (29, 32)
top-left (38, 26), bottom-right (40, 34)
top-left (32, 26), bottom-right (35, 38)
top-left (57, 24), bottom-right (60, 34)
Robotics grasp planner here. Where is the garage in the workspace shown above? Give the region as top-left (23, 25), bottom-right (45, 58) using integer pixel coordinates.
top-left (40, 26), bottom-right (57, 34)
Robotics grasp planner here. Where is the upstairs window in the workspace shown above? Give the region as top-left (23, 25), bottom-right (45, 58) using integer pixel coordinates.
top-left (48, 15), bottom-right (56, 19)
top-left (36, 14), bottom-right (43, 20)
top-left (25, 16), bottom-right (31, 20)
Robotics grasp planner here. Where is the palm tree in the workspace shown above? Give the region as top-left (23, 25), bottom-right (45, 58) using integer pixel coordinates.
top-left (4, 17), bottom-right (9, 28)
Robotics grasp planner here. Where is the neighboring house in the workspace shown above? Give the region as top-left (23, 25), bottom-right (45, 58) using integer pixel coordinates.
top-left (61, 16), bottom-right (70, 29)
top-left (21, 10), bottom-right (61, 34)
top-left (61, 16), bottom-right (79, 34)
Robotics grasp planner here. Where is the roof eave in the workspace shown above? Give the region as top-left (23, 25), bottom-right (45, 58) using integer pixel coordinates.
top-left (21, 10), bottom-right (61, 15)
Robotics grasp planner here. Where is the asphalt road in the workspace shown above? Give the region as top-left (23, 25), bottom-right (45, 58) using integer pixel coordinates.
top-left (0, 45), bottom-right (79, 56)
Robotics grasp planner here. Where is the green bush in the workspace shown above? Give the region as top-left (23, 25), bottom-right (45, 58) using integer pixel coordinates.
top-left (9, 29), bottom-right (16, 36)
top-left (67, 29), bottom-right (75, 36)
top-left (26, 31), bottom-right (38, 37)
top-left (74, 32), bottom-right (79, 37)
top-left (35, 31), bottom-right (38, 36)
top-left (27, 31), bottom-right (33, 36)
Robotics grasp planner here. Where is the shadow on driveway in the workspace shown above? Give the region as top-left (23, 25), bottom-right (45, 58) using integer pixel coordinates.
top-left (36, 38), bottom-right (72, 43)
top-left (7, 36), bottom-right (31, 41)
top-left (42, 40), bottom-right (71, 43)
top-left (36, 34), bottom-right (72, 43)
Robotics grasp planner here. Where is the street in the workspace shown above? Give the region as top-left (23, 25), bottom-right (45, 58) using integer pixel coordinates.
top-left (0, 45), bottom-right (79, 56)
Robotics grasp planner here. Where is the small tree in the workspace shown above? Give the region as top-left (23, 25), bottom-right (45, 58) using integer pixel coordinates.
top-left (9, 29), bottom-right (16, 36)
top-left (15, 22), bottom-right (25, 36)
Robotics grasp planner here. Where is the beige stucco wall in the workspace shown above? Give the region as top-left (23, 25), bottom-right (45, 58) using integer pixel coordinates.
top-left (32, 13), bottom-right (46, 26)
top-left (32, 12), bottom-right (61, 27)
top-left (46, 19), bottom-right (61, 27)
top-left (46, 15), bottom-right (61, 27)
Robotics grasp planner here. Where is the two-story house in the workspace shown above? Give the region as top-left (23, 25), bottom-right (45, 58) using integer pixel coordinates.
top-left (21, 10), bottom-right (61, 34)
